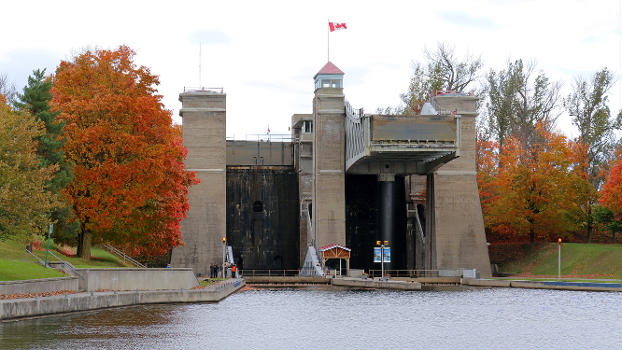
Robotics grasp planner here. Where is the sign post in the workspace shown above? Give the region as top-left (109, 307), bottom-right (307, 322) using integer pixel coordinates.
top-left (374, 240), bottom-right (391, 279)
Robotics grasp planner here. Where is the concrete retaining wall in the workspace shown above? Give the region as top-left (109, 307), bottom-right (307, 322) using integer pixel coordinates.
top-left (75, 268), bottom-right (198, 292)
top-left (462, 278), bottom-right (511, 288)
top-left (244, 276), bottom-right (329, 284)
top-left (0, 277), bottom-right (79, 295)
top-left (0, 279), bottom-right (244, 321)
top-left (510, 281), bottom-right (621, 292)
top-left (332, 278), bottom-right (421, 290)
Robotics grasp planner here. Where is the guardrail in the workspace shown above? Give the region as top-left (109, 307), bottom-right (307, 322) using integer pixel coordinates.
top-left (25, 248), bottom-right (45, 265)
top-left (45, 251), bottom-right (85, 280)
top-left (183, 87), bottom-right (224, 94)
top-left (227, 134), bottom-right (293, 142)
top-left (368, 269), bottom-right (443, 278)
top-left (102, 244), bottom-right (147, 268)
top-left (239, 269), bottom-right (301, 277)
top-left (345, 100), bottom-right (367, 170)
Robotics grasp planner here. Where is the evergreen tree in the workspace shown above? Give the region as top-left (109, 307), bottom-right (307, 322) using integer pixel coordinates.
top-left (17, 69), bottom-right (78, 243)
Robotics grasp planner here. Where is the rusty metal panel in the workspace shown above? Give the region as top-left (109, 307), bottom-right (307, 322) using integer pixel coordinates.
top-left (371, 115), bottom-right (455, 142)
top-left (226, 167), bottom-right (299, 270)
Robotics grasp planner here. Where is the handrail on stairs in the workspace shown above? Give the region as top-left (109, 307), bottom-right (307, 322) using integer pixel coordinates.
top-left (102, 243), bottom-right (147, 268)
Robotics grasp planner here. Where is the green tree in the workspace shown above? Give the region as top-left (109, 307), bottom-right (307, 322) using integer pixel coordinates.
top-left (0, 98), bottom-right (57, 240)
top-left (394, 43), bottom-right (482, 115)
top-left (484, 59), bottom-right (560, 149)
top-left (564, 68), bottom-right (617, 242)
top-left (16, 69), bottom-right (79, 243)
top-left (593, 205), bottom-right (622, 242)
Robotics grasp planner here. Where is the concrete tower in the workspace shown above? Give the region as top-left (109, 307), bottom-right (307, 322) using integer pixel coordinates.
top-left (312, 62), bottom-right (346, 249)
top-left (429, 95), bottom-right (492, 277)
top-left (170, 89), bottom-right (227, 276)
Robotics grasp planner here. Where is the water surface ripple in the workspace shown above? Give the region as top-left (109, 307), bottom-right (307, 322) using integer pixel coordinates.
top-left (1, 288), bottom-right (620, 350)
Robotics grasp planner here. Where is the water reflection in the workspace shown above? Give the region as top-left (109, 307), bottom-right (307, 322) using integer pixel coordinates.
top-left (1, 288), bottom-right (620, 350)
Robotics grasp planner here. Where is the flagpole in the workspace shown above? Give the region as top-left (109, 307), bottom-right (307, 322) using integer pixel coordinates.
top-left (327, 19), bottom-right (330, 61)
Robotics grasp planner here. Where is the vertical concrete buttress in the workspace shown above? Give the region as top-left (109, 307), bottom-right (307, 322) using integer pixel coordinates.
top-left (430, 95), bottom-right (492, 277)
top-left (170, 90), bottom-right (226, 276)
top-left (312, 88), bottom-right (346, 249)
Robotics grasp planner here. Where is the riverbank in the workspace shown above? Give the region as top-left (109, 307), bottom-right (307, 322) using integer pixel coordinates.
top-left (244, 275), bottom-right (622, 292)
top-left (0, 278), bottom-right (244, 322)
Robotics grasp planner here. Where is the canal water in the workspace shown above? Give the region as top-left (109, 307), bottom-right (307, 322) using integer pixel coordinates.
top-left (1, 287), bottom-right (620, 349)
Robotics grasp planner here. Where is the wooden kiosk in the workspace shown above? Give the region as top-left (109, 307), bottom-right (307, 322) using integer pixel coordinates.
top-left (318, 244), bottom-right (351, 277)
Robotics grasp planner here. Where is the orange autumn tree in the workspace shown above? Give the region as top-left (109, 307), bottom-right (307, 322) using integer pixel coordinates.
top-left (479, 124), bottom-right (586, 242)
top-left (600, 146), bottom-right (622, 220)
top-left (475, 138), bottom-right (499, 232)
top-left (51, 46), bottom-right (197, 259)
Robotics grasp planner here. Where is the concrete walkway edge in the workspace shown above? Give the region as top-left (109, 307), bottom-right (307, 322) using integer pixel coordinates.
top-left (0, 279), bottom-right (244, 321)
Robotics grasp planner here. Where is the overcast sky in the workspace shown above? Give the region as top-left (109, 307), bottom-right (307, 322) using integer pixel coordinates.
top-left (2, 0), bottom-right (620, 139)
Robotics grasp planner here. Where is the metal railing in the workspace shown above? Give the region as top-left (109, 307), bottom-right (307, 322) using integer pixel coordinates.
top-left (102, 244), bottom-right (147, 268)
top-left (345, 101), bottom-right (367, 170)
top-left (25, 248), bottom-right (45, 265)
top-left (240, 269), bottom-right (301, 277)
top-left (227, 134), bottom-right (293, 142)
top-left (368, 269), bottom-right (443, 278)
top-left (46, 250), bottom-right (85, 280)
top-left (183, 87), bottom-right (224, 94)
top-left (25, 248), bottom-right (84, 279)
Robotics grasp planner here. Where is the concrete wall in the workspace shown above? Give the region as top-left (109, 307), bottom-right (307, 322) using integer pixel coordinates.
top-left (313, 87), bottom-right (346, 249)
top-left (75, 268), bottom-right (198, 292)
top-left (0, 277), bottom-right (79, 295)
top-left (431, 95), bottom-right (492, 277)
top-left (171, 90), bottom-right (227, 276)
top-left (292, 114), bottom-right (314, 266)
top-left (226, 141), bottom-right (294, 166)
top-left (0, 279), bottom-right (244, 321)
top-left (331, 277), bottom-right (421, 290)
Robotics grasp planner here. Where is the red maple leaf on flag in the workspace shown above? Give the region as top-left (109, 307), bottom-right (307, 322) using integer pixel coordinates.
top-left (329, 22), bottom-right (347, 32)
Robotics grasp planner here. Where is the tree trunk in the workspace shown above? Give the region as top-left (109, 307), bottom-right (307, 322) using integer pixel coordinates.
top-left (527, 216), bottom-right (536, 243)
top-left (76, 226), bottom-right (91, 259)
top-left (586, 206), bottom-right (593, 243)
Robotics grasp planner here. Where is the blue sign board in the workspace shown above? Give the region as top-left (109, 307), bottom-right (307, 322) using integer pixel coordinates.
top-left (373, 246), bottom-right (391, 263)
top-left (373, 247), bottom-right (382, 263)
top-left (383, 247), bottom-right (391, 263)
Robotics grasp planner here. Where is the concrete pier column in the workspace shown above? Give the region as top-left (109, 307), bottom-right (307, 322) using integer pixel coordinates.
top-left (424, 173), bottom-right (436, 272)
top-left (378, 174), bottom-right (395, 269)
top-left (429, 95), bottom-right (492, 277)
top-left (170, 90), bottom-right (226, 276)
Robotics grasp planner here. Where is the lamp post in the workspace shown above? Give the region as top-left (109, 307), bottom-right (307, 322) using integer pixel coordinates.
top-left (376, 240), bottom-right (390, 279)
top-left (221, 236), bottom-right (227, 279)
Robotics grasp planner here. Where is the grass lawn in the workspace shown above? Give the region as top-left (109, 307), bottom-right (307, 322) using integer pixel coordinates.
top-left (499, 243), bottom-right (622, 279)
top-left (0, 237), bottom-right (129, 281)
top-left (0, 259), bottom-right (65, 281)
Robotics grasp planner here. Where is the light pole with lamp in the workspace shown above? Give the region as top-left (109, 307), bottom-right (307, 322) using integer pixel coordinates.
top-left (221, 236), bottom-right (226, 279)
top-left (557, 237), bottom-right (562, 280)
top-left (375, 240), bottom-right (390, 279)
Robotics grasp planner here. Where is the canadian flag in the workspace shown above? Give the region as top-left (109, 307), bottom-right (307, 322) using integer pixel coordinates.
top-left (329, 22), bottom-right (347, 32)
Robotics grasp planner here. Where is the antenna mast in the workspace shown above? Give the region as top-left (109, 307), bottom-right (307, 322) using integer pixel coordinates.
top-left (199, 43), bottom-right (202, 87)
